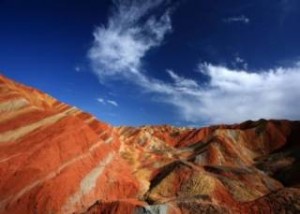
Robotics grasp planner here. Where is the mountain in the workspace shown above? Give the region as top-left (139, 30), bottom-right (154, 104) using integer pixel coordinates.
top-left (0, 74), bottom-right (299, 214)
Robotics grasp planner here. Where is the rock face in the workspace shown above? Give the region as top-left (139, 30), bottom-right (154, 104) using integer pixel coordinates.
top-left (0, 75), bottom-right (139, 214)
top-left (0, 74), bottom-right (300, 214)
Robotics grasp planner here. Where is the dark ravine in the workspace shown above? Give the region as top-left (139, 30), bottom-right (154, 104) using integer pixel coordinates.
top-left (0, 74), bottom-right (300, 214)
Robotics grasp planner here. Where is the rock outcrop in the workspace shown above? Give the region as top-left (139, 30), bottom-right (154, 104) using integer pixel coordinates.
top-left (0, 74), bottom-right (299, 213)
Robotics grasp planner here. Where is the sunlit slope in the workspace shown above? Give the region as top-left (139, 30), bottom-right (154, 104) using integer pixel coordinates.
top-left (0, 74), bottom-right (299, 214)
top-left (0, 75), bottom-right (139, 214)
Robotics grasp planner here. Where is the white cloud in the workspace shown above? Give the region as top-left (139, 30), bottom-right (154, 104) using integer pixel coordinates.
top-left (97, 98), bottom-right (118, 107)
top-left (233, 56), bottom-right (248, 70)
top-left (223, 15), bottom-right (250, 24)
top-left (161, 63), bottom-right (300, 124)
top-left (109, 62), bottom-right (300, 124)
top-left (107, 100), bottom-right (118, 107)
top-left (89, 0), bottom-right (300, 125)
top-left (96, 98), bottom-right (105, 104)
top-left (167, 69), bottom-right (198, 88)
top-left (88, 0), bottom-right (172, 79)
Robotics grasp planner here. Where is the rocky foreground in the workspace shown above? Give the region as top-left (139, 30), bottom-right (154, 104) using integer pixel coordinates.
top-left (0, 74), bottom-right (299, 214)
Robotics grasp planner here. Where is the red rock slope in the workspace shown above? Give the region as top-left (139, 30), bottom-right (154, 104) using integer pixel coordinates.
top-left (0, 75), bottom-right (140, 214)
top-left (0, 74), bottom-right (300, 214)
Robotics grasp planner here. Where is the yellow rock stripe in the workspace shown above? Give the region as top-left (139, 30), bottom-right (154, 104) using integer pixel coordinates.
top-left (0, 107), bottom-right (76, 143)
top-left (61, 153), bottom-right (115, 213)
top-left (0, 98), bottom-right (29, 113)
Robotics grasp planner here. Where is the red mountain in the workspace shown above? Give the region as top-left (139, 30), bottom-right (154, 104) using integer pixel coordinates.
top-left (0, 74), bottom-right (299, 213)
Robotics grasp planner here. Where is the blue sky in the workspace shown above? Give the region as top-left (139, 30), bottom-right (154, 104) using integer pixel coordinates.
top-left (1, 0), bottom-right (300, 126)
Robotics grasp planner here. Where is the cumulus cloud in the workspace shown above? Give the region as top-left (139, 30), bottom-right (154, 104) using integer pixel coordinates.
top-left (88, 0), bottom-right (172, 79)
top-left (97, 97), bottom-right (118, 107)
top-left (223, 15), bottom-right (250, 24)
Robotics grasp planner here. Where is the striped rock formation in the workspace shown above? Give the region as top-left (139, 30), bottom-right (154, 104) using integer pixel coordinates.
top-left (0, 75), bottom-right (139, 214)
top-left (0, 74), bottom-right (300, 213)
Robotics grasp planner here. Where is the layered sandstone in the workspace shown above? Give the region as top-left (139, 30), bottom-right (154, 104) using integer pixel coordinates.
top-left (0, 75), bottom-right (139, 214)
top-left (0, 74), bottom-right (299, 213)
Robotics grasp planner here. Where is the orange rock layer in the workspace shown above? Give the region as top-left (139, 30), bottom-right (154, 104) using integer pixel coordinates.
top-left (0, 74), bottom-right (299, 214)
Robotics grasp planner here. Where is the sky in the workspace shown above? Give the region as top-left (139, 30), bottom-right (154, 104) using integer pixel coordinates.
top-left (1, 0), bottom-right (300, 126)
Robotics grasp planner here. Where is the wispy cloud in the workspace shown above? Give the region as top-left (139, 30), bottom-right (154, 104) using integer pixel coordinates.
top-left (96, 98), bottom-right (105, 104)
top-left (97, 97), bottom-right (118, 107)
top-left (89, 0), bottom-right (300, 125)
top-left (162, 63), bottom-right (300, 124)
top-left (107, 100), bottom-right (118, 107)
top-left (223, 15), bottom-right (250, 24)
top-left (233, 55), bottom-right (248, 70)
top-left (88, 0), bottom-right (172, 79)
top-left (166, 69), bottom-right (198, 88)
top-left (97, 59), bottom-right (300, 124)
